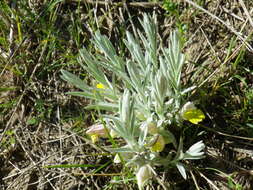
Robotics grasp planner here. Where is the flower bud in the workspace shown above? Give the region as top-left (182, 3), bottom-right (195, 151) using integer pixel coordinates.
top-left (147, 122), bottom-right (158, 134)
top-left (86, 124), bottom-right (107, 137)
top-left (86, 124), bottom-right (108, 142)
top-left (141, 119), bottom-right (158, 135)
top-left (86, 124), bottom-right (117, 143)
top-left (186, 140), bottom-right (205, 158)
top-left (113, 154), bottom-right (121, 164)
top-left (113, 152), bottom-right (132, 163)
top-left (136, 165), bottom-right (153, 189)
top-left (136, 111), bottom-right (146, 121)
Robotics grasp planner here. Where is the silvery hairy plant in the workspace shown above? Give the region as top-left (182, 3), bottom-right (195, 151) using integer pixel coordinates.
top-left (61, 14), bottom-right (205, 189)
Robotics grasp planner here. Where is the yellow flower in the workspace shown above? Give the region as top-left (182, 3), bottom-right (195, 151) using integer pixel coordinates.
top-left (182, 109), bottom-right (205, 124)
top-left (181, 102), bottom-right (205, 124)
top-left (96, 83), bottom-right (105, 89)
top-left (90, 134), bottom-right (99, 143)
top-left (150, 135), bottom-right (165, 152)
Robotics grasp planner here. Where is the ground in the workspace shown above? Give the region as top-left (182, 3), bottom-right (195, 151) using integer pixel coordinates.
top-left (0, 0), bottom-right (253, 190)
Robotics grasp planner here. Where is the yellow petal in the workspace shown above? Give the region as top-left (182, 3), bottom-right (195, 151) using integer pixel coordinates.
top-left (183, 109), bottom-right (205, 124)
top-left (96, 83), bottom-right (105, 89)
top-left (150, 135), bottom-right (165, 152)
top-left (90, 134), bottom-right (99, 143)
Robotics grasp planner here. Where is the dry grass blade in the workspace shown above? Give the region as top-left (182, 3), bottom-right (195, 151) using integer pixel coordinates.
top-left (197, 40), bottom-right (247, 88)
top-left (73, 0), bottom-right (162, 8)
top-left (72, 172), bottom-right (125, 176)
top-left (0, 62), bottom-right (41, 143)
top-left (198, 171), bottom-right (220, 190)
top-left (200, 28), bottom-right (221, 64)
top-left (184, 0), bottom-right (253, 52)
top-left (238, 0), bottom-right (253, 28)
top-left (190, 170), bottom-right (200, 190)
top-left (200, 124), bottom-right (253, 141)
